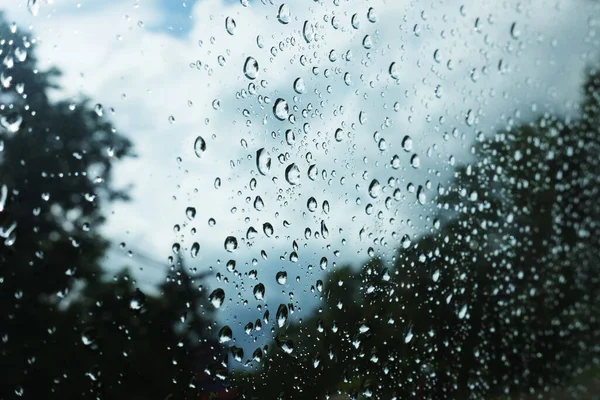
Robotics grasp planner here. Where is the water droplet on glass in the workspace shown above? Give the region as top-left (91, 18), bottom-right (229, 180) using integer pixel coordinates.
top-left (218, 325), bottom-right (233, 343)
top-left (293, 77), bottom-right (306, 94)
top-left (389, 62), bottom-right (399, 80)
top-left (225, 17), bottom-right (236, 35)
top-left (368, 179), bottom-right (381, 198)
top-left (307, 164), bottom-right (318, 180)
top-left (224, 236), bottom-right (238, 252)
top-left (404, 328), bottom-right (413, 343)
top-left (277, 4), bottom-right (291, 24)
top-left (186, 207), bottom-right (196, 220)
top-left (402, 135), bottom-right (413, 152)
top-left (276, 271), bottom-right (287, 285)
top-left (362, 35), bottom-right (373, 49)
top-left (81, 327), bottom-right (97, 346)
top-left (209, 288), bottom-right (226, 308)
top-left (302, 21), bottom-right (314, 43)
top-left (417, 185), bottom-right (427, 205)
top-left (130, 288), bottom-right (146, 310)
top-left (510, 22), bottom-right (520, 39)
top-left (94, 103), bottom-right (103, 116)
top-left (285, 163), bottom-right (301, 185)
top-left (432, 269), bottom-right (440, 282)
top-left (273, 98), bottom-right (289, 121)
top-left (401, 234), bottom-right (411, 249)
top-left (458, 304), bottom-right (468, 319)
top-left (263, 222), bottom-right (274, 237)
top-left (307, 197), bottom-right (318, 212)
top-left (367, 7), bottom-right (378, 23)
top-left (391, 155), bottom-right (401, 169)
top-left (410, 154), bottom-right (420, 168)
top-left (243, 56), bottom-right (259, 80)
top-left (0, 113), bottom-right (23, 134)
top-left (253, 283), bottom-right (265, 300)
top-left (351, 13), bottom-right (360, 29)
top-left (27, 0), bottom-right (39, 16)
top-left (194, 136), bottom-right (206, 158)
top-left (276, 304), bottom-right (289, 328)
top-left (256, 148), bottom-right (272, 175)
top-left (190, 242), bottom-right (200, 258)
top-left (320, 257), bottom-right (328, 270)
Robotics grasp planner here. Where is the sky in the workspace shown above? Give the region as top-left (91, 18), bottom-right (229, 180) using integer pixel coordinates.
top-left (1, 0), bottom-right (599, 358)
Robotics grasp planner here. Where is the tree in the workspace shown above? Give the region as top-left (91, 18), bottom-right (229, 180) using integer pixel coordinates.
top-left (235, 68), bottom-right (600, 399)
top-left (0, 15), bottom-right (230, 399)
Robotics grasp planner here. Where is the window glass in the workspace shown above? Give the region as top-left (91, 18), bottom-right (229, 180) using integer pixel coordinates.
top-left (1, 0), bottom-right (599, 399)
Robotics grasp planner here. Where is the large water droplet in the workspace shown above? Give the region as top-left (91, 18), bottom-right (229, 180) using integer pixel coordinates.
top-left (209, 288), bottom-right (226, 308)
top-left (224, 236), bottom-right (238, 252)
top-left (293, 77), bottom-right (306, 94)
top-left (277, 4), bottom-right (291, 24)
top-left (402, 135), bottom-right (413, 152)
top-left (256, 148), bottom-right (272, 175)
top-left (186, 207), bottom-right (196, 220)
top-left (273, 98), bottom-right (289, 121)
top-left (276, 304), bottom-right (289, 328)
top-left (194, 136), bottom-right (206, 158)
top-left (253, 283), bottom-right (266, 300)
top-left (225, 17), bottom-right (236, 35)
top-left (190, 242), bottom-right (200, 258)
top-left (243, 56), bottom-right (259, 80)
top-left (389, 62), bottom-right (399, 80)
top-left (81, 327), bottom-right (97, 346)
top-left (27, 0), bottom-right (39, 16)
top-left (263, 222), bottom-right (274, 237)
top-left (276, 271), bottom-right (287, 285)
top-left (129, 288), bottom-right (146, 310)
top-left (218, 325), bottom-right (233, 343)
top-left (368, 179), bottom-right (381, 198)
top-left (285, 163), bottom-right (301, 185)
top-left (307, 197), bottom-right (318, 212)
top-left (0, 113), bottom-right (23, 134)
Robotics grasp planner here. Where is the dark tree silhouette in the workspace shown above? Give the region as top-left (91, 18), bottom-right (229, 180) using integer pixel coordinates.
top-left (235, 69), bottom-right (600, 400)
top-left (0, 15), bottom-right (231, 400)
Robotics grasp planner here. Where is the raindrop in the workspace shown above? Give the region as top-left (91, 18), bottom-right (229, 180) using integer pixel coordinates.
top-left (410, 154), bottom-right (420, 168)
top-left (253, 283), bottom-right (266, 300)
top-left (351, 13), bottom-right (360, 29)
top-left (362, 35), bottom-right (373, 49)
top-left (368, 179), bottom-right (381, 198)
top-left (510, 22), bottom-right (520, 39)
top-left (0, 113), bottom-right (23, 134)
top-left (276, 304), bottom-right (289, 328)
top-left (253, 196), bottom-right (264, 211)
top-left (27, 0), bottom-right (39, 16)
top-left (276, 271), bottom-right (287, 285)
top-left (285, 163), bottom-right (301, 185)
top-left (367, 7), bottom-right (378, 23)
top-left (404, 328), bottom-right (413, 344)
top-left (402, 135), bottom-right (413, 151)
top-left (224, 236), bottom-right (238, 252)
top-left (194, 136), bottom-right (206, 158)
top-left (129, 288), bottom-right (146, 310)
top-left (225, 17), bottom-right (236, 35)
top-left (293, 77), bottom-right (306, 94)
top-left (391, 155), bottom-right (401, 169)
top-left (186, 207), bottom-right (196, 220)
top-left (190, 242), bottom-right (200, 258)
top-left (302, 21), bottom-right (314, 43)
top-left (359, 111), bottom-right (367, 125)
top-left (320, 257), bottom-right (328, 270)
top-left (273, 98), bottom-right (289, 121)
top-left (243, 56), bottom-right (259, 80)
top-left (417, 185), bottom-right (427, 205)
top-left (401, 234), bottom-right (411, 249)
top-left (307, 197), bottom-right (318, 212)
top-left (263, 222), bottom-right (274, 237)
top-left (81, 327), bottom-right (97, 346)
top-left (277, 4), bottom-right (291, 24)
top-left (209, 288), bottom-right (226, 308)
top-left (432, 269), bottom-right (440, 282)
top-left (256, 148), bottom-right (272, 175)
top-left (218, 325), bottom-right (233, 343)
top-left (389, 62), bottom-right (399, 80)
top-left (458, 304), bottom-right (468, 319)
top-left (307, 164), bottom-right (318, 180)
top-left (94, 103), bottom-right (103, 117)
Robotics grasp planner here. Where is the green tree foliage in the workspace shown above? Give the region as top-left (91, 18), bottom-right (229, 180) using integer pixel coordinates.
top-left (235, 69), bottom-right (600, 399)
top-left (0, 16), bottom-right (230, 399)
